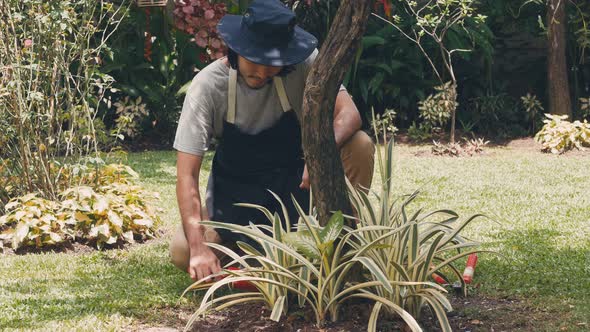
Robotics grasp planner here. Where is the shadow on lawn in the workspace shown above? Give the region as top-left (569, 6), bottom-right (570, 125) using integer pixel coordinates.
top-left (1, 242), bottom-right (196, 330)
top-left (477, 227), bottom-right (590, 323)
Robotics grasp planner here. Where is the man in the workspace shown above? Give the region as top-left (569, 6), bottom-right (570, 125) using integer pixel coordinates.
top-left (170, 0), bottom-right (375, 281)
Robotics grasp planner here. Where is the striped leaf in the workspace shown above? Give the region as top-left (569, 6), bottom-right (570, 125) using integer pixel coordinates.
top-left (368, 302), bottom-right (382, 332)
top-left (352, 256), bottom-right (393, 293)
top-left (270, 295), bottom-right (286, 322)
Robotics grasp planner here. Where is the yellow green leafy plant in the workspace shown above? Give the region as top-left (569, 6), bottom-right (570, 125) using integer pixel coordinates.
top-left (0, 193), bottom-right (74, 249)
top-left (0, 164), bottom-right (161, 250)
top-left (60, 183), bottom-right (160, 249)
top-left (535, 114), bottom-right (590, 154)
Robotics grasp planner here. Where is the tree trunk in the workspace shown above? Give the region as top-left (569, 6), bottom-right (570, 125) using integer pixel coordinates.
top-left (546, 0), bottom-right (572, 117)
top-left (300, 1), bottom-right (373, 225)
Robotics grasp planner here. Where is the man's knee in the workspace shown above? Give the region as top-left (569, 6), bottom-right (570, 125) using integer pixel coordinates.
top-left (342, 131), bottom-right (375, 160)
top-left (341, 131), bottom-right (375, 190)
top-left (170, 225), bottom-right (190, 272)
top-left (169, 223), bottom-right (224, 273)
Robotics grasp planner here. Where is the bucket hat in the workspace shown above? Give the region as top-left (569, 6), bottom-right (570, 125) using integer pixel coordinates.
top-left (217, 0), bottom-right (318, 66)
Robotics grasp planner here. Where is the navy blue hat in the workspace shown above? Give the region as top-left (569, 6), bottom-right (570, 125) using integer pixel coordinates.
top-left (217, 0), bottom-right (318, 66)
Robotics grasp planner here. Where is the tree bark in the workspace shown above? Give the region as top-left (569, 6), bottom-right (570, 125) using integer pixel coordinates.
top-left (546, 0), bottom-right (572, 117)
top-left (300, 1), bottom-right (373, 225)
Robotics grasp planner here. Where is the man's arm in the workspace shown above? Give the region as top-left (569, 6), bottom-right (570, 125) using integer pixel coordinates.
top-left (176, 151), bottom-right (220, 281)
top-left (300, 90), bottom-right (362, 189)
top-left (333, 90), bottom-right (362, 147)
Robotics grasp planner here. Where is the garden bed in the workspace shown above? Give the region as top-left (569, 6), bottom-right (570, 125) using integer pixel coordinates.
top-left (0, 230), bottom-right (164, 256)
top-left (186, 293), bottom-right (564, 332)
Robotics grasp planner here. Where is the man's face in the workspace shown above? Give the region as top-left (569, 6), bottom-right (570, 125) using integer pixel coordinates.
top-left (237, 56), bottom-right (282, 89)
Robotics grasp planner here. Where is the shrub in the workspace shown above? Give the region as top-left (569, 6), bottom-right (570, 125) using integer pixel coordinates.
top-left (112, 96), bottom-right (150, 140)
top-left (372, 109), bottom-right (398, 138)
top-left (0, 0), bottom-right (125, 206)
top-left (173, 0), bottom-right (227, 62)
top-left (183, 200), bottom-right (405, 329)
top-left (407, 122), bottom-right (433, 142)
top-left (0, 164), bottom-right (160, 250)
top-left (418, 82), bottom-right (456, 132)
top-left (466, 93), bottom-right (526, 138)
top-left (580, 97), bottom-right (590, 120)
top-left (432, 138), bottom-right (489, 157)
top-left (0, 194), bottom-right (73, 250)
top-left (521, 93), bottom-right (544, 133)
top-left (463, 137), bottom-right (490, 155)
top-left (535, 114), bottom-right (590, 154)
top-left (432, 141), bottom-right (463, 157)
top-left (60, 183), bottom-right (159, 249)
top-left (407, 82), bottom-right (459, 142)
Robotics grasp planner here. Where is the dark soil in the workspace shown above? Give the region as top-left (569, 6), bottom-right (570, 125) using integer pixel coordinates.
top-left (186, 293), bottom-right (566, 332)
top-left (0, 228), bottom-right (166, 256)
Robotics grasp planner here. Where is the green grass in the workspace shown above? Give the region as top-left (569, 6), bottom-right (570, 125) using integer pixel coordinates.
top-left (0, 145), bottom-right (589, 330)
top-left (384, 145), bottom-right (590, 328)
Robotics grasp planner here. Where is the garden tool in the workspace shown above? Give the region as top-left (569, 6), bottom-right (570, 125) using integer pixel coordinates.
top-left (462, 253), bottom-right (478, 284)
top-left (224, 267), bottom-right (258, 292)
top-left (431, 253), bottom-right (479, 286)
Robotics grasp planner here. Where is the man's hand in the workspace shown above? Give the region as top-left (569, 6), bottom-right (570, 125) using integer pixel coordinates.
top-left (188, 246), bottom-right (221, 281)
top-left (299, 164), bottom-right (310, 189)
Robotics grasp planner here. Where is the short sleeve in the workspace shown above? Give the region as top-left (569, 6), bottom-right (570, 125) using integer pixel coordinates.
top-left (173, 75), bottom-right (215, 156)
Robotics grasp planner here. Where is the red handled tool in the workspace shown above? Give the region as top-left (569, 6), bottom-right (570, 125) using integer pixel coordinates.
top-left (225, 267), bottom-right (259, 291)
top-left (432, 272), bottom-right (447, 285)
top-left (462, 253), bottom-right (478, 284)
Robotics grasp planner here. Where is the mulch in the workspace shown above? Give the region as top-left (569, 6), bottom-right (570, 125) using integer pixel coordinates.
top-left (182, 292), bottom-right (565, 332)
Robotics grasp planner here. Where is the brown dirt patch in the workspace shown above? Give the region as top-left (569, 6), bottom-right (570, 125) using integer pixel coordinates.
top-left (131, 304), bottom-right (194, 332)
top-left (183, 293), bottom-right (570, 332)
top-left (504, 137), bottom-right (540, 150)
top-left (506, 137), bottom-right (590, 156)
top-left (402, 137), bottom-right (590, 157)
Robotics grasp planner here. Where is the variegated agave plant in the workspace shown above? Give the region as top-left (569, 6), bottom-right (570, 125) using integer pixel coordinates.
top-left (183, 139), bottom-right (489, 332)
top-left (182, 191), bottom-right (412, 330)
top-left (346, 138), bottom-right (489, 332)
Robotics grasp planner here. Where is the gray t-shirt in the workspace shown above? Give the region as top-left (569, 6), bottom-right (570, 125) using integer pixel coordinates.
top-left (173, 49), bottom-right (345, 156)
top-left (174, 49), bottom-right (346, 217)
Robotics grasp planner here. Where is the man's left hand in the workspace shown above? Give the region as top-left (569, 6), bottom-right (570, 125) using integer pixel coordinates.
top-left (299, 164), bottom-right (310, 190)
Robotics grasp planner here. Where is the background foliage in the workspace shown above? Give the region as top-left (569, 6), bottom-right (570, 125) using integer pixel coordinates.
top-left (64, 0), bottom-right (589, 146)
top-left (0, 0), bottom-right (126, 211)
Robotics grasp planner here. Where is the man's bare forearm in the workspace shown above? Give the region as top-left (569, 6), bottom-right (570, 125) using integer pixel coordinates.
top-left (176, 174), bottom-right (207, 253)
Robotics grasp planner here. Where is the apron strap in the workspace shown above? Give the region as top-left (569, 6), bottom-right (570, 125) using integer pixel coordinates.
top-left (273, 76), bottom-right (292, 112)
top-left (226, 68), bottom-right (293, 124)
top-left (227, 68), bottom-right (238, 124)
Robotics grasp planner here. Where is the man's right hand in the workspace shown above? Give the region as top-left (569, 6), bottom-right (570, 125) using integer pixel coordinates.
top-left (188, 246), bottom-right (221, 282)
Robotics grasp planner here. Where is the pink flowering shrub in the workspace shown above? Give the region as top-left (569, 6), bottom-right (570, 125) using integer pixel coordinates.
top-left (173, 0), bottom-right (227, 62)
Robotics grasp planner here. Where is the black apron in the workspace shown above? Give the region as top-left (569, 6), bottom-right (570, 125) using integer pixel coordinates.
top-left (211, 68), bottom-right (309, 243)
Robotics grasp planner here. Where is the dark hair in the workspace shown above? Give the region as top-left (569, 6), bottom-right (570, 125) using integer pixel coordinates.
top-left (227, 49), bottom-right (295, 77)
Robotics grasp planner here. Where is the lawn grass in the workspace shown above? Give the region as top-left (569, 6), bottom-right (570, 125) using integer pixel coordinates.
top-left (383, 145), bottom-right (590, 330)
top-left (0, 144), bottom-right (588, 331)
